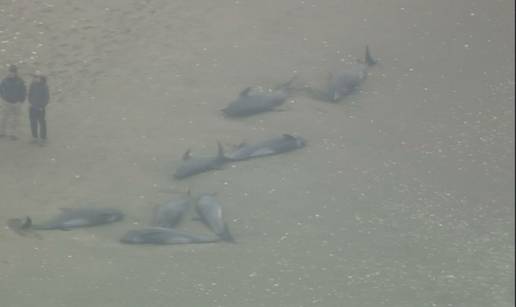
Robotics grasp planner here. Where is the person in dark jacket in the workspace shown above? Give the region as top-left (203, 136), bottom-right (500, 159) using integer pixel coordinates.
top-left (0, 64), bottom-right (26, 140)
top-left (28, 71), bottom-right (49, 143)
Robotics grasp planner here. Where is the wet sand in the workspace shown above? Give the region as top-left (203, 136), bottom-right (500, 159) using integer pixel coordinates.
top-left (0, 0), bottom-right (514, 306)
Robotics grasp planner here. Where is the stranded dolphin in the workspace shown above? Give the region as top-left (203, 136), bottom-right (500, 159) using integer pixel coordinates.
top-left (152, 190), bottom-right (192, 228)
top-left (195, 193), bottom-right (235, 242)
top-left (120, 227), bottom-right (219, 245)
top-left (174, 142), bottom-right (227, 179)
top-left (303, 46), bottom-right (377, 102)
top-left (221, 78), bottom-right (295, 117)
top-left (26, 207), bottom-right (123, 230)
top-left (226, 134), bottom-right (306, 161)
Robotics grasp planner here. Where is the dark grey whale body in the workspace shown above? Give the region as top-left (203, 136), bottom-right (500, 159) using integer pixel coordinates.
top-left (174, 142), bottom-right (227, 179)
top-left (303, 46), bottom-right (376, 102)
top-left (222, 79), bottom-right (294, 117)
top-left (226, 134), bottom-right (306, 161)
top-left (152, 191), bottom-right (192, 228)
top-left (196, 193), bottom-right (234, 242)
top-left (28, 207), bottom-right (123, 230)
top-left (120, 227), bottom-right (219, 245)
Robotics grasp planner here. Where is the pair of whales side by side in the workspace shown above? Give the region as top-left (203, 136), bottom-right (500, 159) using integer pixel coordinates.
top-left (225, 134), bottom-right (306, 161)
top-left (173, 134), bottom-right (306, 180)
top-left (221, 78), bottom-right (295, 118)
top-left (9, 207), bottom-right (124, 231)
top-left (121, 192), bottom-right (234, 245)
top-left (173, 142), bottom-right (227, 180)
top-left (302, 46), bottom-right (377, 103)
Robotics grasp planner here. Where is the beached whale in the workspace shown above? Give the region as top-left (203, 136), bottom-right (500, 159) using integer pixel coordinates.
top-left (174, 142), bottom-right (227, 179)
top-left (120, 227), bottom-right (219, 245)
top-left (152, 190), bottom-right (192, 228)
top-left (196, 193), bottom-right (235, 242)
top-left (222, 78), bottom-right (294, 117)
top-left (303, 46), bottom-right (376, 102)
top-left (25, 207), bottom-right (123, 230)
top-left (226, 134), bottom-right (306, 161)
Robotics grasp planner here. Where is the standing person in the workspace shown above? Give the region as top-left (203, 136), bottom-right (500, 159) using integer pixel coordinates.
top-left (28, 71), bottom-right (49, 144)
top-left (0, 64), bottom-right (26, 140)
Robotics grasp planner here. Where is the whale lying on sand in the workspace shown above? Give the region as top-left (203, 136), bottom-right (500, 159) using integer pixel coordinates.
top-left (152, 190), bottom-right (192, 228)
top-left (120, 227), bottom-right (219, 245)
top-left (222, 78), bottom-right (295, 117)
top-left (302, 46), bottom-right (377, 102)
top-left (174, 142), bottom-right (227, 180)
top-left (226, 134), bottom-right (306, 161)
top-left (25, 207), bottom-right (123, 230)
top-left (195, 193), bottom-right (235, 242)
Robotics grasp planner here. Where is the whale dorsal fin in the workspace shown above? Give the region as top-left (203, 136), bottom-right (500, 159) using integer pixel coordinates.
top-left (274, 76), bottom-right (298, 91)
top-left (21, 216), bottom-right (32, 229)
top-left (240, 87), bottom-right (252, 97)
top-left (365, 45), bottom-right (377, 66)
top-left (216, 141), bottom-right (225, 159)
top-left (182, 149), bottom-right (192, 161)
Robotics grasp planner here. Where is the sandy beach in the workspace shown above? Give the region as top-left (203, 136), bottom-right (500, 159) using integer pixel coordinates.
top-left (0, 0), bottom-right (514, 306)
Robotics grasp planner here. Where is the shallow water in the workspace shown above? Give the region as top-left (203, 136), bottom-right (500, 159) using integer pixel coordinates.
top-left (0, 0), bottom-right (513, 306)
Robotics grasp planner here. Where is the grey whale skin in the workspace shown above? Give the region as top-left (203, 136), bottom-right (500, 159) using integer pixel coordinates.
top-left (225, 134), bottom-right (305, 161)
top-left (221, 79), bottom-right (294, 117)
top-left (152, 192), bottom-right (192, 228)
top-left (303, 46), bottom-right (376, 102)
top-left (174, 142), bottom-right (227, 179)
top-left (28, 208), bottom-right (123, 230)
top-left (196, 193), bottom-right (235, 242)
top-left (120, 227), bottom-right (219, 245)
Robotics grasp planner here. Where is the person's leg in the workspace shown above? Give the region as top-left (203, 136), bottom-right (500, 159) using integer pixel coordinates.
top-left (29, 107), bottom-right (38, 138)
top-left (0, 102), bottom-right (9, 137)
top-left (39, 108), bottom-right (46, 140)
top-left (9, 103), bottom-right (21, 140)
